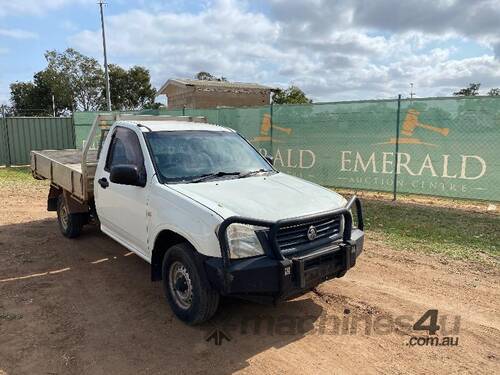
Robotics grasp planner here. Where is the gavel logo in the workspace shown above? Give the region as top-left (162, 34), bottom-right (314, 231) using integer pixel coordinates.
top-left (402, 109), bottom-right (449, 137)
top-left (253, 113), bottom-right (292, 142)
top-left (376, 108), bottom-right (450, 146)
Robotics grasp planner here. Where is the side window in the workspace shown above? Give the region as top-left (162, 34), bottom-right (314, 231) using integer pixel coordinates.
top-left (105, 127), bottom-right (145, 172)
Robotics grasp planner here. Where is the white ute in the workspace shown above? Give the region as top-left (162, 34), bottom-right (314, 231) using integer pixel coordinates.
top-left (31, 114), bottom-right (364, 324)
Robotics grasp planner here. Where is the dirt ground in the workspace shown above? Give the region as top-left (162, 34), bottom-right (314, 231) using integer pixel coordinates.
top-left (0, 182), bottom-right (499, 375)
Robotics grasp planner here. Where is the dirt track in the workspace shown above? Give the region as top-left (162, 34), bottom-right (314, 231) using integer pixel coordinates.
top-left (0, 183), bottom-right (499, 374)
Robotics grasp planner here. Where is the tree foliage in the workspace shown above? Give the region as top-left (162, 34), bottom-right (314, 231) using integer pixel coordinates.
top-left (272, 86), bottom-right (312, 104)
top-left (45, 48), bottom-right (105, 111)
top-left (9, 82), bottom-right (45, 116)
top-left (9, 48), bottom-right (158, 115)
top-left (195, 71), bottom-right (227, 81)
top-left (9, 67), bottom-right (72, 116)
top-left (453, 83), bottom-right (481, 96)
top-left (487, 88), bottom-right (500, 96)
top-left (108, 65), bottom-right (157, 110)
top-left (453, 83), bottom-right (500, 97)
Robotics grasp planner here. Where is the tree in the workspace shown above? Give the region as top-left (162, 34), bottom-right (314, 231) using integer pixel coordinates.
top-left (143, 102), bottom-right (164, 110)
top-left (272, 86), bottom-right (312, 104)
top-left (487, 88), bottom-right (500, 96)
top-left (453, 83), bottom-right (480, 96)
top-left (9, 82), bottom-right (44, 116)
top-left (34, 69), bottom-right (74, 114)
top-left (45, 48), bottom-right (104, 111)
top-left (10, 48), bottom-right (158, 114)
top-left (125, 66), bottom-right (157, 109)
top-left (195, 71), bottom-right (227, 81)
top-left (10, 48), bottom-right (104, 114)
top-left (10, 61), bottom-right (76, 116)
top-left (108, 65), bottom-right (157, 110)
top-left (9, 71), bottom-right (72, 116)
top-left (107, 64), bottom-right (128, 110)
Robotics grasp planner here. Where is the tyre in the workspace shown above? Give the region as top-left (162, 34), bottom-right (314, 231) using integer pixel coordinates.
top-left (56, 195), bottom-right (84, 238)
top-left (162, 243), bottom-right (219, 325)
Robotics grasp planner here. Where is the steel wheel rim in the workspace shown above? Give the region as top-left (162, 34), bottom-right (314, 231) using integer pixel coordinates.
top-left (169, 261), bottom-right (193, 309)
top-left (60, 201), bottom-right (69, 230)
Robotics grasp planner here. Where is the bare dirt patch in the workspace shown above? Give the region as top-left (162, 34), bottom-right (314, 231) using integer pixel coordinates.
top-left (1, 181), bottom-right (499, 374)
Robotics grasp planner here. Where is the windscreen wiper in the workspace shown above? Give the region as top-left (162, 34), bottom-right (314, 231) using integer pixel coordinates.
top-left (190, 171), bottom-right (241, 183)
top-left (238, 169), bottom-right (272, 178)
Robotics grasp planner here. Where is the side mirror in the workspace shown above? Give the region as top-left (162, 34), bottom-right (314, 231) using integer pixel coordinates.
top-left (265, 155), bottom-right (274, 166)
top-left (110, 164), bottom-right (145, 187)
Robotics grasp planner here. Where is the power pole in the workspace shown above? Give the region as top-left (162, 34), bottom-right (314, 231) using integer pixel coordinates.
top-left (410, 83), bottom-right (415, 100)
top-left (52, 94), bottom-right (56, 117)
top-left (99, 0), bottom-right (112, 111)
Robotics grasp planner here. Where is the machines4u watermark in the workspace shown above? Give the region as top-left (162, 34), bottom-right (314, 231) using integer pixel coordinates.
top-left (205, 309), bottom-right (460, 347)
top-left (406, 309), bottom-right (460, 347)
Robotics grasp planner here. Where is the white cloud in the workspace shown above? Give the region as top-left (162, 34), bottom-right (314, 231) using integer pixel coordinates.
top-left (66, 0), bottom-right (500, 101)
top-left (0, 77), bottom-right (9, 105)
top-left (70, 2), bottom-right (279, 85)
top-left (267, 0), bottom-right (500, 50)
top-left (0, 28), bottom-right (38, 39)
top-left (0, 0), bottom-right (93, 17)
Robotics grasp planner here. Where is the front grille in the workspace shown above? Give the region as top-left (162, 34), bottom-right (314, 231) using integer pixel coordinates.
top-left (276, 214), bottom-right (343, 255)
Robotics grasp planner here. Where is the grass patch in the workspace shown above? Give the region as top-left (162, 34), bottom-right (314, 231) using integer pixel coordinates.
top-left (0, 312), bottom-right (23, 321)
top-left (362, 199), bottom-right (499, 261)
top-left (335, 187), bottom-right (498, 213)
top-left (0, 167), bottom-right (32, 181)
top-left (0, 167), bottom-right (33, 180)
top-left (0, 167), bottom-right (40, 188)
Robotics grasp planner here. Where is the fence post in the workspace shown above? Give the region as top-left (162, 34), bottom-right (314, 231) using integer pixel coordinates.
top-left (1, 105), bottom-right (11, 167)
top-left (70, 113), bottom-right (76, 148)
top-left (270, 101), bottom-right (274, 156)
top-left (392, 94), bottom-right (402, 201)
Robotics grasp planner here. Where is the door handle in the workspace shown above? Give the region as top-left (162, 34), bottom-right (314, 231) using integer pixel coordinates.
top-left (98, 177), bottom-right (109, 189)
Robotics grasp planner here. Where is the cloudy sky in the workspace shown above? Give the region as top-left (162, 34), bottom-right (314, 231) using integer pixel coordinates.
top-left (1, 0), bottom-right (500, 105)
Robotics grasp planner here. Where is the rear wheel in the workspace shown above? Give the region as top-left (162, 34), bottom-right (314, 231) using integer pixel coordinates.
top-left (57, 195), bottom-right (84, 238)
top-left (162, 243), bottom-right (219, 325)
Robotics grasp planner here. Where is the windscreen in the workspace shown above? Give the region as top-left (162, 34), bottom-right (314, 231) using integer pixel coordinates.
top-left (145, 130), bottom-right (273, 183)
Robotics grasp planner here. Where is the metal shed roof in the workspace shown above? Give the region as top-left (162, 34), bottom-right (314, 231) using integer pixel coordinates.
top-left (158, 78), bottom-right (274, 95)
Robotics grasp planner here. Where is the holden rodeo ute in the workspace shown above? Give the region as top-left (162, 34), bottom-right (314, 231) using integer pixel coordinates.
top-left (31, 114), bottom-right (364, 324)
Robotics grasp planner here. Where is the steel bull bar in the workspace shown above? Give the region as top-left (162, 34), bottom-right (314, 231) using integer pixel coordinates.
top-left (214, 195), bottom-right (364, 298)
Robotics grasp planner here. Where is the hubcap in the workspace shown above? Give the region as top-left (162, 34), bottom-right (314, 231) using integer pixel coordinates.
top-left (59, 202), bottom-right (69, 230)
top-left (169, 261), bottom-right (193, 309)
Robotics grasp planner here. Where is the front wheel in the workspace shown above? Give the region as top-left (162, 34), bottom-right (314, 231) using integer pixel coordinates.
top-left (57, 195), bottom-right (84, 238)
top-left (162, 243), bottom-right (219, 325)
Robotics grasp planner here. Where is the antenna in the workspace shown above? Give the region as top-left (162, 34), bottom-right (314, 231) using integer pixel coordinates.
top-left (98, 1), bottom-right (112, 111)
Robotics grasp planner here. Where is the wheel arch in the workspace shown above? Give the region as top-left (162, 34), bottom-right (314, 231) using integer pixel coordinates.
top-left (151, 229), bottom-right (206, 282)
top-left (48, 185), bottom-right (88, 214)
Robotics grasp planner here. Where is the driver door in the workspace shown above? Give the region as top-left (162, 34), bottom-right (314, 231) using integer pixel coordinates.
top-left (95, 126), bottom-right (149, 255)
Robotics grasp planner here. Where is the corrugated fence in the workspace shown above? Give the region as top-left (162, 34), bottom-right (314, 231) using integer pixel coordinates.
top-left (0, 117), bottom-right (75, 166)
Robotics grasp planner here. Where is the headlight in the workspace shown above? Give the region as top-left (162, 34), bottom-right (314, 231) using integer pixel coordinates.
top-left (226, 223), bottom-right (266, 259)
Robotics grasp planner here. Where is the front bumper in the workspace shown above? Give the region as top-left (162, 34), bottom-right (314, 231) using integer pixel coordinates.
top-left (205, 196), bottom-right (365, 303)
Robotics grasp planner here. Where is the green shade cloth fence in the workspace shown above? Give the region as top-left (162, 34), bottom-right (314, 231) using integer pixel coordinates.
top-left (72, 96), bottom-right (500, 201)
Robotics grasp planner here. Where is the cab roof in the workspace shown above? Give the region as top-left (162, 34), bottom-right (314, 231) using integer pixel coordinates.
top-left (115, 120), bottom-right (234, 133)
